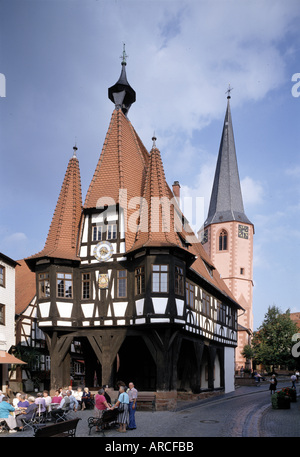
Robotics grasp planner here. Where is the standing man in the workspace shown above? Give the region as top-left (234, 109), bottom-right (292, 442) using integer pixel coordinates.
top-left (128, 382), bottom-right (138, 430)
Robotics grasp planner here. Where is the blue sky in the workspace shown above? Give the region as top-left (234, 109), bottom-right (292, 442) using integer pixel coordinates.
top-left (0, 0), bottom-right (300, 330)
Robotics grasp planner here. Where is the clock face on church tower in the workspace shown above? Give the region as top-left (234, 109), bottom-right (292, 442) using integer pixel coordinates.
top-left (238, 224), bottom-right (249, 239)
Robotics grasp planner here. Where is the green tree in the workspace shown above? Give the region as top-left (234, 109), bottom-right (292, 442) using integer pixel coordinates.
top-left (252, 306), bottom-right (298, 372)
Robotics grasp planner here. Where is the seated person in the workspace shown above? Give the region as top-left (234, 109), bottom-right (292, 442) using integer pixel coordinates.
top-left (50, 392), bottom-right (70, 420)
top-left (82, 387), bottom-right (93, 410)
top-left (0, 396), bottom-right (17, 432)
top-left (18, 394), bottom-right (29, 410)
top-left (66, 390), bottom-right (78, 411)
top-left (16, 397), bottom-right (37, 431)
top-left (74, 387), bottom-right (83, 409)
top-left (35, 392), bottom-right (46, 414)
top-left (43, 390), bottom-right (52, 411)
top-left (51, 390), bottom-right (62, 407)
top-left (12, 393), bottom-right (22, 407)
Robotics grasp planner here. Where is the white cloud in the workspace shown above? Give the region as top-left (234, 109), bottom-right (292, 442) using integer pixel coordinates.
top-left (241, 176), bottom-right (264, 206)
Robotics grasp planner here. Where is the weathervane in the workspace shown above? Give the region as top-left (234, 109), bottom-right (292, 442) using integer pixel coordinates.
top-left (226, 84), bottom-right (233, 99)
top-left (120, 43), bottom-right (128, 65)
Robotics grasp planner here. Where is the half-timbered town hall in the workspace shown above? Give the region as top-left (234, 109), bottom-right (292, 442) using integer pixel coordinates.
top-left (23, 54), bottom-right (243, 407)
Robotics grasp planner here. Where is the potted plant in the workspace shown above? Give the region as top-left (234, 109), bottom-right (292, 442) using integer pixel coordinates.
top-left (271, 389), bottom-right (291, 409)
top-left (281, 387), bottom-right (297, 402)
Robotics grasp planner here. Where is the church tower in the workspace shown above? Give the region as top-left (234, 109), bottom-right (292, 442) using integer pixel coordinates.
top-left (201, 91), bottom-right (254, 372)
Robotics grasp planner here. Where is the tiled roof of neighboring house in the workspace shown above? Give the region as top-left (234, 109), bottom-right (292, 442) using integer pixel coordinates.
top-left (15, 259), bottom-right (36, 315)
top-left (26, 150), bottom-right (83, 262)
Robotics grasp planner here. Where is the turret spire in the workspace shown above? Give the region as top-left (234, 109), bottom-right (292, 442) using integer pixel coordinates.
top-left (108, 44), bottom-right (136, 116)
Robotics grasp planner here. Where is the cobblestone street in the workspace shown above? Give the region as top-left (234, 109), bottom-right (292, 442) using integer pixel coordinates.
top-left (1, 381), bottom-right (299, 440)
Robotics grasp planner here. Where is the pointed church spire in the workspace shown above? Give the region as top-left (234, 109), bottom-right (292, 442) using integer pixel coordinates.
top-left (108, 44), bottom-right (136, 116)
top-left (204, 94), bottom-right (252, 227)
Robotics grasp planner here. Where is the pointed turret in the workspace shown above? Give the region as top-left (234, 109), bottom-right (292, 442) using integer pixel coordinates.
top-left (204, 93), bottom-right (252, 227)
top-left (108, 44), bottom-right (136, 116)
top-left (129, 136), bottom-right (182, 251)
top-left (26, 146), bottom-right (83, 263)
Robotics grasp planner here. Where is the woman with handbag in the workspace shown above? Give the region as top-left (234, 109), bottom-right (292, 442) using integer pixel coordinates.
top-left (111, 385), bottom-right (129, 432)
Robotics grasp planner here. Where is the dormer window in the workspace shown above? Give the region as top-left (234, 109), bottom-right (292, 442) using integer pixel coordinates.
top-left (92, 223), bottom-right (117, 241)
top-left (107, 223), bottom-right (117, 240)
top-left (93, 225), bottom-right (104, 241)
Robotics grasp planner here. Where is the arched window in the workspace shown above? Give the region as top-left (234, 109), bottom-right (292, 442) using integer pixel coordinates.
top-left (219, 229), bottom-right (228, 251)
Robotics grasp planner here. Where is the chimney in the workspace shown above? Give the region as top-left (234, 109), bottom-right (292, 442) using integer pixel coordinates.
top-left (172, 181), bottom-right (181, 206)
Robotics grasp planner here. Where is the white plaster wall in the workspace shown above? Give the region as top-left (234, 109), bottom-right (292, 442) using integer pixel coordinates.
top-left (224, 346), bottom-right (235, 393)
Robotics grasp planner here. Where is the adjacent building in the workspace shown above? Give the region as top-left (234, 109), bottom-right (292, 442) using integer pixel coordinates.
top-left (0, 253), bottom-right (25, 392)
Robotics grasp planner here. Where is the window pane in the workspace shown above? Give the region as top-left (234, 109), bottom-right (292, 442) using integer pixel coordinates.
top-left (107, 224), bottom-right (117, 240)
top-left (161, 273), bottom-right (168, 292)
top-left (118, 270), bottom-right (127, 297)
top-left (0, 305), bottom-right (4, 325)
top-left (152, 272), bottom-right (160, 292)
top-left (57, 280), bottom-right (64, 297)
top-left (65, 280), bottom-right (72, 297)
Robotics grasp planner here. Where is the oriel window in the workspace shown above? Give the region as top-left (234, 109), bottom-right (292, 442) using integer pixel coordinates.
top-left (38, 273), bottom-right (50, 298)
top-left (57, 273), bottom-right (73, 298)
top-left (135, 266), bottom-right (145, 295)
top-left (82, 273), bottom-right (91, 299)
top-left (175, 266), bottom-right (184, 295)
top-left (117, 270), bottom-right (127, 298)
top-left (152, 265), bottom-right (168, 293)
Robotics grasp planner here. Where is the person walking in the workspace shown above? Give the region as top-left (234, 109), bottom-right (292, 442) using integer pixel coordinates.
top-left (269, 374), bottom-right (277, 395)
top-left (291, 373), bottom-right (297, 389)
top-left (128, 382), bottom-right (138, 430)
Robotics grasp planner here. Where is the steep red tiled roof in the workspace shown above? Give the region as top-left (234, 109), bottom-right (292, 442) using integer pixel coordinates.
top-left (84, 108), bottom-right (149, 250)
top-left (27, 154), bottom-right (83, 262)
top-left (15, 259), bottom-right (36, 314)
top-left (129, 143), bottom-right (183, 250)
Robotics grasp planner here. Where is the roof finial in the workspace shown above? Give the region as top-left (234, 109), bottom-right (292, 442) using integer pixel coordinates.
top-left (152, 132), bottom-right (157, 148)
top-left (226, 83), bottom-right (233, 99)
top-left (73, 142), bottom-right (78, 158)
top-left (120, 42), bottom-right (128, 66)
